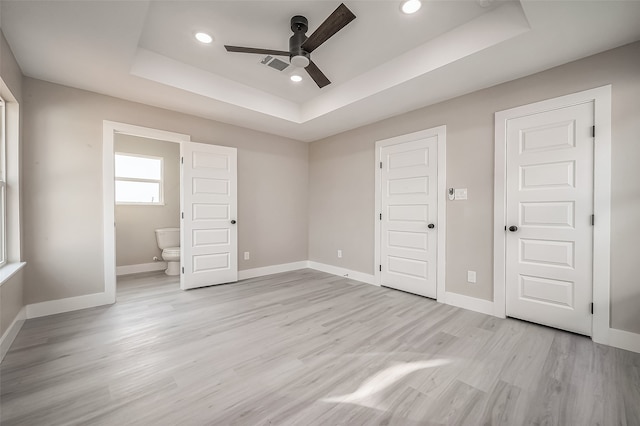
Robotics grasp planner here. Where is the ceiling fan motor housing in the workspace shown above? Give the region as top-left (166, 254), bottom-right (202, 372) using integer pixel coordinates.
top-left (289, 15), bottom-right (310, 67)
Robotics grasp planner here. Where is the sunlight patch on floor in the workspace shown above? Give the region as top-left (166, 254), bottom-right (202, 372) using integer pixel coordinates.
top-left (321, 359), bottom-right (451, 409)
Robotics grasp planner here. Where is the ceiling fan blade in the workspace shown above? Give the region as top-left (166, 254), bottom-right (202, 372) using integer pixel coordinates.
top-left (305, 61), bottom-right (331, 88)
top-left (224, 46), bottom-right (290, 56)
top-left (302, 3), bottom-right (356, 53)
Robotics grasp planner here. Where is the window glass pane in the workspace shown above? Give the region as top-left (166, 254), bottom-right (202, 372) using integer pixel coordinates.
top-left (116, 181), bottom-right (160, 203)
top-left (0, 183), bottom-right (5, 265)
top-left (115, 154), bottom-right (161, 180)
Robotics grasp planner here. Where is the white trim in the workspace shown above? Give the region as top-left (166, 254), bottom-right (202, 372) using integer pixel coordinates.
top-left (436, 130), bottom-right (447, 302)
top-left (238, 261), bottom-right (308, 280)
top-left (116, 262), bottom-right (167, 276)
top-left (607, 328), bottom-right (640, 354)
top-left (591, 87), bottom-right (612, 345)
top-left (307, 261), bottom-right (376, 285)
top-left (493, 85), bottom-right (612, 339)
top-left (25, 292), bottom-right (112, 319)
top-left (103, 121), bottom-right (190, 304)
top-left (0, 82), bottom-right (22, 265)
top-left (373, 126), bottom-right (447, 299)
top-left (442, 291), bottom-right (495, 316)
top-left (0, 261), bottom-right (25, 287)
top-left (0, 306), bottom-right (25, 362)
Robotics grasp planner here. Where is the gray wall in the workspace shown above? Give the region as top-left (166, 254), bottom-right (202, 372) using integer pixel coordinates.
top-left (308, 41), bottom-right (640, 334)
top-left (0, 29), bottom-right (24, 338)
top-left (114, 134), bottom-right (180, 267)
top-left (1, 269), bottom-right (23, 337)
top-left (23, 78), bottom-right (309, 304)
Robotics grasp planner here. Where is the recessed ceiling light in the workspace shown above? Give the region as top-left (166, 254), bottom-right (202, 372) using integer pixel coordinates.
top-left (290, 74), bottom-right (303, 83)
top-left (401, 0), bottom-right (422, 14)
top-left (195, 32), bottom-right (213, 44)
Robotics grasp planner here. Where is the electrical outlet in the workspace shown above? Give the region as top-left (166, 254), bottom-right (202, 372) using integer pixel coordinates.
top-left (467, 271), bottom-right (476, 283)
top-left (244, 252), bottom-right (250, 260)
top-left (337, 249), bottom-right (342, 258)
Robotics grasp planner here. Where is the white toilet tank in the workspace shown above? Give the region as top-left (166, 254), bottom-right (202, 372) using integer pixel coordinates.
top-left (155, 228), bottom-right (180, 249)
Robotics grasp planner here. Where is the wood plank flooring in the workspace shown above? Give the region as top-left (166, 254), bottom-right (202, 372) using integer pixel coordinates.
top-left (1, 269), bottom-right (639, 425)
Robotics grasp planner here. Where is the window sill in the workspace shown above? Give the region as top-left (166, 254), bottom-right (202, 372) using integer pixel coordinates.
top-left (0, 262), bottom-right (26, 287)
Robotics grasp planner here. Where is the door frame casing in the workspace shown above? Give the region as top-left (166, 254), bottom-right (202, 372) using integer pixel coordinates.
top-left (374, 126), bottom-right (447, 302)
top-left (102, 121), bottom-right (190, 303)
top-left (493, 85), bottom-right (611, 344)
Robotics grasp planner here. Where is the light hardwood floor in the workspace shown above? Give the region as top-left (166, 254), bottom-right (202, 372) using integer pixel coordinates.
top-left (1, 269), bottom-right (639, 425)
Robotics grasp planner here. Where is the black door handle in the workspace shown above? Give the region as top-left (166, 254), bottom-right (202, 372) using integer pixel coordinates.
top-left (508, 225), bottom-right (518, 232)
top-left (428, 223), bottom-right (435, 229)
top-left (230, 220), bottom-right (237, 224)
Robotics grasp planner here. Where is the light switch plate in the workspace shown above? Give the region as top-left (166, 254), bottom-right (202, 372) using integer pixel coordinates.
top-left (244, 252), bottom-right (250, 260)
top-left (455, 188), bottom-right (468, 200)
top-left (467, 271), bottom-right (476, 283)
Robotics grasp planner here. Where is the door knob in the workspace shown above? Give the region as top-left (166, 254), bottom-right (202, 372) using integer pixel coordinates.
top-left (428, 223), bottom-right (435, 229)
top-left (230, 220), bottom-right (236, 224)
top-left (508, 225), bottom-right (518, 232)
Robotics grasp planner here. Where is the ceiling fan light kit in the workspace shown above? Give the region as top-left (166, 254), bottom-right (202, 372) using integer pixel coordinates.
top-left (290, 55), bottom-right (310, 68)
top-left (224, 3), bottom-right (356, 88)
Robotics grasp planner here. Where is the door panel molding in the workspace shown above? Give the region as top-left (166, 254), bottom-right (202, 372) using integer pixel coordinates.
top-left (374, 126), bottom-right (446, 301)
top-left (494, 86), bottom-right (611, 344)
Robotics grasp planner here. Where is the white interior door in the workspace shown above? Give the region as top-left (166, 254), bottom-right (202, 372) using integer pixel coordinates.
top-left (181, 142), bottom-right (237, 290)
top-left (380, 136), bottom-right (438, 298)
top-left (505, 101), bottom-right (594, 335)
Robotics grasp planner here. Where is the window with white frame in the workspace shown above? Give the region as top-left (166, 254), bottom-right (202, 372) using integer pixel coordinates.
top-left (115, 153), bottom-right (164, 205)
top-left (0, 96), bottom-right (7, 266)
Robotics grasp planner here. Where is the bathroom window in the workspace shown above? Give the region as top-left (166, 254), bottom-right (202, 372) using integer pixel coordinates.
top-left (115, 153), bottom-right (164, 205)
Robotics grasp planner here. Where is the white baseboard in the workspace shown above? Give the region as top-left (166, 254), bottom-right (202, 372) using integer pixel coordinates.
top-left (442, 291), bottom-right (495, 316)
top-left (116, 262), bottom-right (167, 276)
top-left (0, 306), bottom-right (26, 362)
top-left (307, 261), bottom-right (376, 286)
top-left (607, 328), bottom-right (640, 354)
top-left (238, 261), bottom-right (308, 280)
top-left (26, 292), bottom-right (112, 319)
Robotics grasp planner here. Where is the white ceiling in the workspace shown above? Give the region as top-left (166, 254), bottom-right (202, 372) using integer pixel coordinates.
top-left (1, 1), bottom-right (640, 142)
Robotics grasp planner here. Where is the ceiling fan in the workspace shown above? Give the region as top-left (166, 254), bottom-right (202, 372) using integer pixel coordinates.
top-left (224, 3), bottom-right (356, 88)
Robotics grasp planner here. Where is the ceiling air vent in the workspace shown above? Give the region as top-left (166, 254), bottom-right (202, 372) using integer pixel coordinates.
top-left (260, 56), bottom-right (290, 72)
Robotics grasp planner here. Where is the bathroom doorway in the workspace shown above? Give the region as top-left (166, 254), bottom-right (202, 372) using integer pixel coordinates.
top-left (102, 122), bottom-right (190, 303)
top-left (103, 122), bottom-right (240, 301)
top-left (113, 134), bottom-right (181, 286)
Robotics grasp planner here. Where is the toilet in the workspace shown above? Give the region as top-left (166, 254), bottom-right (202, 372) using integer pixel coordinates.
top-left (155, 227), bottom-right (180, 276)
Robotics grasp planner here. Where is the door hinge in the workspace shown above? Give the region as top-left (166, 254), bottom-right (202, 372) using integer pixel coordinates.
top-left (181, 212), bottom-right (184, 219)
top-left (379, 213), bottom-right (382, 220)
top-left (591, 214), bottom-right (595, 226)
top-left (379, 265), bottom-right (382, 272)
top-left (181, 156), bottom-right (184, 164)
top-left (379, 162), bottom-right (383, 169)
top-left (590, 303), bottom-right (594, 314)
top-left (182, 267), bottom-right (184, 274)
top-left (591, 125), bottom-right (595, 138)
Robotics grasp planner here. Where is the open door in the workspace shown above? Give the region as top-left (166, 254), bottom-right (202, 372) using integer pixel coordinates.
top-left (181, 141), bottom-right (237, 290)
